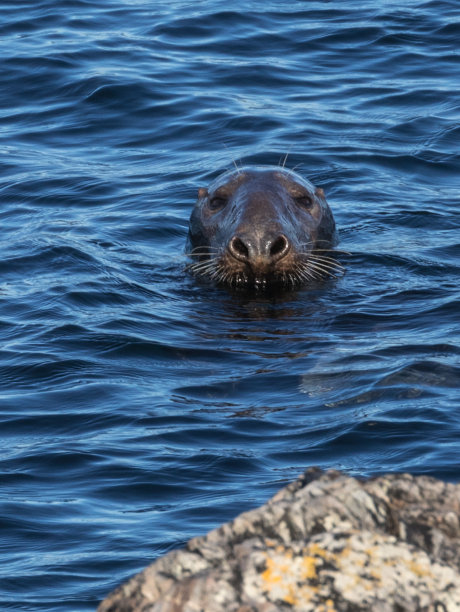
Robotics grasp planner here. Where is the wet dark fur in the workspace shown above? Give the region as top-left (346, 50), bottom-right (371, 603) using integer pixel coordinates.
top-left (186, 165), bottom-right (339, 291)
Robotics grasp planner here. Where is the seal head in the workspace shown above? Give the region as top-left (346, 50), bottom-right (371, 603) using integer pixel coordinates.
top-left (187, 166), bottom-right (338, 291)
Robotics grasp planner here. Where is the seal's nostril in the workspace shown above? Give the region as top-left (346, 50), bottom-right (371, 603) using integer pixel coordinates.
top-left (270, 235), bottom-right (288, 258)
top-left (230, 234), bottom-right (290, 263)
top-left (229, 236), bottom-right (249, 260)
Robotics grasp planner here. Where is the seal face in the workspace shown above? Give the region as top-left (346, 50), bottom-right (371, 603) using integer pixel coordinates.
top-left (187, 165), bottom-right (339, 291)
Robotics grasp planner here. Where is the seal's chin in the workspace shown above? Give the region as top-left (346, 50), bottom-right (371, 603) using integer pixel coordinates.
top-left (223, 268), bottom-right (297, 292)
top-left (253, 276), bottom-right (268, 289)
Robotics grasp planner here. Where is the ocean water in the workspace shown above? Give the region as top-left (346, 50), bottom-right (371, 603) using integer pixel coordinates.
top-left (0, 0), bottom-right (459, 609)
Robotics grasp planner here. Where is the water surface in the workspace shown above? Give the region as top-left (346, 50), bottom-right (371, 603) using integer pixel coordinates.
top-left (0, 1), bottom-right (459, 609)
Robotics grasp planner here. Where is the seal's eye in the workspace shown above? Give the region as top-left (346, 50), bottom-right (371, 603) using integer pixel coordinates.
top-left (208, 196), bottom-right (228, 211)
top-left (294, 195), bottom-right (314, 210)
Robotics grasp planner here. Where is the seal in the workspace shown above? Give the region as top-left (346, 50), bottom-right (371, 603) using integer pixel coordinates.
top-left (187, 165), bottom-right (339, 291)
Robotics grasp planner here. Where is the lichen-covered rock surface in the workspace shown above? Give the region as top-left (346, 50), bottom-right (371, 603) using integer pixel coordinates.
top-left (98, 469), bottom-right (460, 611)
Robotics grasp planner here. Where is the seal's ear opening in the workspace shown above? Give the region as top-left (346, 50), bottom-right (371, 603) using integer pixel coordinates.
top-left (198, 188), bottom-right (208, 199)
top-left (315, 187), bottom-right (325, 199)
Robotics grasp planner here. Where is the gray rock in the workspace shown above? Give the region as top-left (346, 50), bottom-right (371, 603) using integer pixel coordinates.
top-left (98, 469), bottom-right (460, 611)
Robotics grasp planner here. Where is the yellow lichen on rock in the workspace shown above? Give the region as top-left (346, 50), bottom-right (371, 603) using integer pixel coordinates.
top-left (255, 530), bottom-right (460, 610)
top-left (300, 555), bottom-right (317, 580)
top-left (259, 542), bottom-right (340, 608)
top-left (260, 545), bottom-right (321, 606)
top-left (406, 558), bottom-right (431, 578)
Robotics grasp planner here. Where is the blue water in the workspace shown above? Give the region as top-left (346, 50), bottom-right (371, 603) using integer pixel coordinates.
top-left (0, 0), bottom-right (459, 609)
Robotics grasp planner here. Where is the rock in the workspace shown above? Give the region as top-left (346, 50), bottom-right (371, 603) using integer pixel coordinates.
top-left (98, 469), bottom-right (460, 611)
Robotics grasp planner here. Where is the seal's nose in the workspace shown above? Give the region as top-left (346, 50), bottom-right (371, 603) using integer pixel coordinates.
top-left (228, 232), bottom-right (290, 267)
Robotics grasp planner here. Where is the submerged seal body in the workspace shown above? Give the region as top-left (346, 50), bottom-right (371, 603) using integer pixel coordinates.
top-left (187, 165), bottom-right (338, 291)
